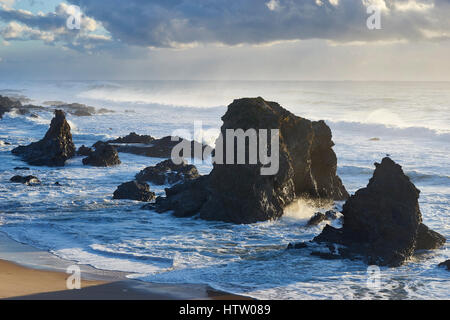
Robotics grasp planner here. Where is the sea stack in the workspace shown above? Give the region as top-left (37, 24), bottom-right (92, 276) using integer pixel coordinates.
top-left (314, 157), bottom-right (446, 267)
top-left (149, 97), bottom-right (348, 224)
top-left (12, 110), bottom-right (76, 166)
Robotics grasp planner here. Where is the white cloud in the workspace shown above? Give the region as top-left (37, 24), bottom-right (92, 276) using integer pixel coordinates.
top-left (0, 0), bottom-right (15, 9)
top-left (0, 3), bottom-right (113, 52)
top-left (266, 0), bottom-right (281, 11)
top-left (395, 0), bottom-right (434, 12)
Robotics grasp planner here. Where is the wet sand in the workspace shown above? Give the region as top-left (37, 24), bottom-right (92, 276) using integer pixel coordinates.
top-left (0, 233), bottom-right (251, 300)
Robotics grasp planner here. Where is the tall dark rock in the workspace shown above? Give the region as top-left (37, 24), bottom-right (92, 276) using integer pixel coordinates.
top-left (12, 110), bottom-right (76, 166)
top-left (150, 97), bottom-right (348, 224)
top-left (314, 157), bottom-right (446, 267)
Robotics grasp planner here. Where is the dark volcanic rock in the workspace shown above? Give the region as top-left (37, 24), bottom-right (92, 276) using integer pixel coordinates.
top-left (112, 135), bottom-right (208, 159)
top-left (415, 223), bottom-right (446, 250)
top-left (10, 175), bottom-right (40, 185)
top-left (0, 95), bottom-right (21, 118)
top-left (82, 142), bottom-right (121, 167)
top-left (149, 97), bottom-right (348, 224)
top-left (136, 159), bottom-right (200, 185)
top-left (14, 167), bottom-right (30, 171)
top-left (12, 110), bottom-right (76, 166)
top-left (314, 157), bottom-right (446, 267)
top-left (287, 242), bottom-right (308, 250)
top-left (438, 260), bottom-right (450, 271)
top-left (107, 132), bottom-right (155, 144)
top-left (44, 102), bottom-right (114, 117)
top-left (307, 212), bottom-right (327, 226)
top-left (113, 181), bottom-right (155, 202)
top-left (77, 145), bottom-right (93, 156)
top-left (306, 210), bottom-right (338, 226)
top-left (1, 95), bottom-right (45, 118)
top-left (144, 176), bottom-right (209, 218)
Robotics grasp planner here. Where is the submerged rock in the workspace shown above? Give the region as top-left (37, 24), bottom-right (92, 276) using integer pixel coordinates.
top-left (113, 181), bottom-right (155, 202)
top-left (14, 167), bottom-right (30, 171)
top-left (107, 132), bottom-right (155, 144)
top-left (136, 159), bottom-right (200, 185)
top-left (149, 97), bottom-right (348, 224)
top-left (438, 260), bottom-right (450, 271)
top-left (82, 142), bottom-right (121, 167)
top-left (12, 110), bottom-right (76, 166)
top-left (10, 175), bottom-right (40, 185)
top-left (314, 157), bottom-right (446, 267)
top-left (287, 242), bottom-right (308, 250)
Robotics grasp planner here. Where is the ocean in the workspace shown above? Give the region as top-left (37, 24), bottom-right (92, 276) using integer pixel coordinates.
top-left (0, 80), bottom-right (448, 299)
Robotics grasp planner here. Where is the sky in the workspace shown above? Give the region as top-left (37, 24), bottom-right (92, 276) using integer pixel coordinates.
top-left (0, 0), bottom-right (449, 80)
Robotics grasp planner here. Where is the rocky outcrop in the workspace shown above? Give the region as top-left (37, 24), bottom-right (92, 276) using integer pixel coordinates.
top-left (10, 175), bottom-right (40, 185)
top-left (306, 210), bottom-right (338, 227)
top-left (43, 102), bottom-right (114, 116)
top-left (107, 132), bottom-right (155, 144)
top-left (113, 181), bottom-right (155, 202)
top-left (136, 159), bottom-right (200, 185)
top-left (147, 97), bottom-right (348, 224)
top-left (112, 136), bottom-right (208, 159)
top-left (12, 110), bottom-right (76, 166)
top-left (82, 142), bottom-right (121, 167)
top-left (143, 176), bottom-right (209, 218)
top-left (415, 223), bottom-right (446, 250)
top-left (0, 95), bottom-right (21, 118)
top-left (1, 95), bottom-right (46, 118)
top-left (314, 157), bottom-right (446, 267)
top-left (438, 260), bottom-right (450, 271)
top-left (77, 145), bottom-right (93, 156)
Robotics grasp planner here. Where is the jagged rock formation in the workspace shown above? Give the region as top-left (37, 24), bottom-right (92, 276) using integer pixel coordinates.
top-left (136, 159), bottom-right (200, 185)
top-left (314, 157), bottom-right (446, 267)
top-left (82, 141), bottom-right (121, 167)
top-left (12, 110), bottom-right (76, 166)
top-left (113, 181), bottom-right (155, 202)
top-left (147, 97), bottom-right (348, 224)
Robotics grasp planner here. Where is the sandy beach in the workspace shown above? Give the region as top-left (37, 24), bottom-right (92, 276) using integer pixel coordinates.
top-left (0, 233), bottom-right (250, 300)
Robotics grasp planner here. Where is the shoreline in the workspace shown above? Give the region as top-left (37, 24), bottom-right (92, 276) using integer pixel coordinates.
top-left (0, 232), bottom-right (251, 300)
